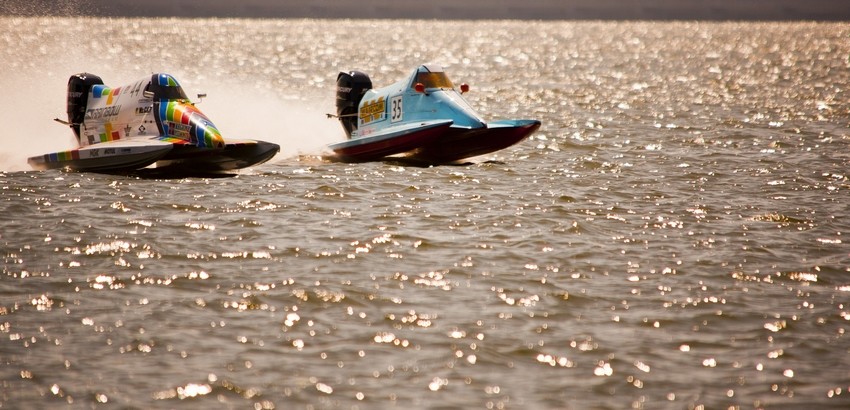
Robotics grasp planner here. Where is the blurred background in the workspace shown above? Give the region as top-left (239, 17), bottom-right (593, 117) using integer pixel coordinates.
top-left (3, 0), bottom-right (850, 20)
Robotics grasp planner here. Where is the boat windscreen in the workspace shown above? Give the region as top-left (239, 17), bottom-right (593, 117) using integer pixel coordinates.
top-left (146, 82), bottom-right (189, 100)
top-left (414, 72), bottom-right (454, 90)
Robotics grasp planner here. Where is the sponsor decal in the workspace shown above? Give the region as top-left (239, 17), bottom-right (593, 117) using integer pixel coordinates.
top-left (85, 105), bottom-right (121, 120)
top-left (359, 96), bottom-right (386, 125)
top-left (135, 106), bottom-right (152, 115)
top-left (167, 121), bottom-right (192, 139)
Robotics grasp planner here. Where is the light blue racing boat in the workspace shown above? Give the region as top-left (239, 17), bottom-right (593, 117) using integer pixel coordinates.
top-left (329, 64), bottom-right (540, 163)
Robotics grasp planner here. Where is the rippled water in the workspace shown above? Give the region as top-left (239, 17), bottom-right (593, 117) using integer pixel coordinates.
top-left (2, 18), bottom-right (850, 409)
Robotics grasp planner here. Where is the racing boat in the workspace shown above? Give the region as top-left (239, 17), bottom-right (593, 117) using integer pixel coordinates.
top-left (28, 73), bottom-right (279, 173)
top-left (329, 64), bottom-right (540, 163)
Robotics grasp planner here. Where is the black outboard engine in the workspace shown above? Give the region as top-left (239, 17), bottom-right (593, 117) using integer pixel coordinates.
top-left (66, 73), bottom-right (103, 140)
top-left (335, 71), bottom-right (372, 137)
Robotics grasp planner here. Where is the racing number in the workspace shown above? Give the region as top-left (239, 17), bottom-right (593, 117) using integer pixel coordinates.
top-left (390, 95), bottom-right (403, 123)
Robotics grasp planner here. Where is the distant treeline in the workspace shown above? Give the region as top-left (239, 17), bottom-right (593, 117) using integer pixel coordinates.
top-left (3, 0), bottom-right (849, 20)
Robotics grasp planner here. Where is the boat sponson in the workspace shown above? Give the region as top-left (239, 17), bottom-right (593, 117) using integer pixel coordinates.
top-left (155, 140), bottom-right (280, 172)
top-left (330, 120), bottom-right (453, 162)
top-left (27, 141), bottom-right (173, 172)
top-left (409, 119), bottom-right (541, 163)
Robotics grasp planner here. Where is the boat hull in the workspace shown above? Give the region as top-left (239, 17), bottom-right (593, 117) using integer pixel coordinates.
top-left (409, 119), bottom-right (541, 164)
top-left (154, 140), bottom-right (280, 172)
top-left (27, 140), bottom-right (173, 172)
top-left (329, 120), bottom-right (453, 162)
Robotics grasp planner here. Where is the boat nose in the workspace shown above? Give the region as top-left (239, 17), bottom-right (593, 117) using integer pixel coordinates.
top-left (158, 99), bottom-right (225, 148)
top-left (191, 114), bottom-right (226, 148)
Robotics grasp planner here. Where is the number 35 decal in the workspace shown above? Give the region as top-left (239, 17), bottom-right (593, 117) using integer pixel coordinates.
top-left (390, 95), bottom-right (403, 123)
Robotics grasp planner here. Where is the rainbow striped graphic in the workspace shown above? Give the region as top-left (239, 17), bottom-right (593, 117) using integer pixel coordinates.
top-left (157, 73), bottom-right (178, 87)
top-left (91, 85), bottom-right (111, 98)
top-left (43, 149), bottom-right (81, 163)
top-left (97, 123), bottom-right (121, 143)
top-left (153, 74), bottom-right (224, 149)
top-left (91, 84), bottom-right (121, 104)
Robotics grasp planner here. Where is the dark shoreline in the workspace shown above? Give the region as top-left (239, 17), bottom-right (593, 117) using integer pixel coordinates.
top-left (3, 0), bottom-right (850, 21)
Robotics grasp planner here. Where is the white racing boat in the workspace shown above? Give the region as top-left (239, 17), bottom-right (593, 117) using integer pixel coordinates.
top-left (29, 73), bottom-right (279, 173)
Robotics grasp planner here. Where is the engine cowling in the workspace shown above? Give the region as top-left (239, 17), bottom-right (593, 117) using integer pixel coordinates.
top-left (66, 73), bottom-right (103, 140)
top-left (335, 71), bottom-right (371, 137)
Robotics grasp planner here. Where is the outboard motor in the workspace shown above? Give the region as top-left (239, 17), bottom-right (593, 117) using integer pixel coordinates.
top-left (66, 73), bottom-right (103, 140)
top-left (335, 71), bottom-right (371, 137)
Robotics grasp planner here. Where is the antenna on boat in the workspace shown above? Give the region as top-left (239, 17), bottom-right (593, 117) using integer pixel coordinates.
top-left (326, 113), bottom-right (359, 119)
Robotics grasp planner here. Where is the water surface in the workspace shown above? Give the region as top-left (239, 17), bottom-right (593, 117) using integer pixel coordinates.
top-left (1, 18), bottom-right (849, 409)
